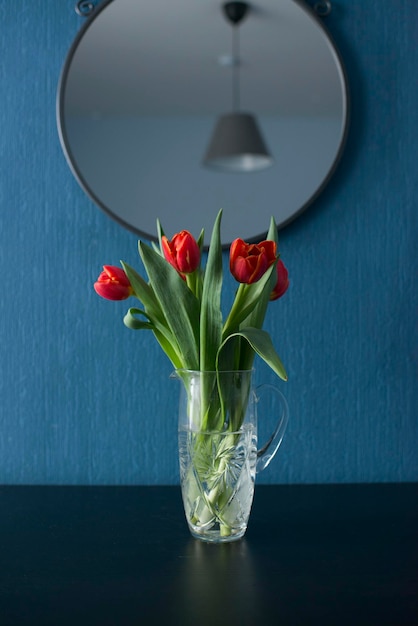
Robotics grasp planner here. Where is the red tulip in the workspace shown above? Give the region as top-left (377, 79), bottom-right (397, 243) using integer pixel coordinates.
top-left (270, 259), bottom-right (289, 301)
top-left (94, 265), bottom-right (133, 300)
top-left (161, 230), bottom-right (200, 274)
top-left (229, 238), bottom-right (277, 284)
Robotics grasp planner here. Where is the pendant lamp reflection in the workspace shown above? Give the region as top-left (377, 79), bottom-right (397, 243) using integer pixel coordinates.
top-left (203, 112), bottom-right (272, 172)
top-left (203, 1), bottom-right (273, 173)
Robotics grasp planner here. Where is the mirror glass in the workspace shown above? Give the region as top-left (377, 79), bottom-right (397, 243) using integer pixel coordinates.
top-left (58, 0), bottom-right (349, 245)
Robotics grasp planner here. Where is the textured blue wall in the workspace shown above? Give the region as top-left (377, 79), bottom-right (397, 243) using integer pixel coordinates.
top-left (0, 1), bottom-right (417, 485)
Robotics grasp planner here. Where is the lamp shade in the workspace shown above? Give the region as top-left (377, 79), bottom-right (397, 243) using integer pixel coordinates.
top-left (203, 112), bottom-right (273, 172)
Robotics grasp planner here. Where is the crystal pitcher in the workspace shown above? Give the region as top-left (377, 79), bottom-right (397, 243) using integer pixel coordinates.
top-left (173, 370), bottom-right (288, 543)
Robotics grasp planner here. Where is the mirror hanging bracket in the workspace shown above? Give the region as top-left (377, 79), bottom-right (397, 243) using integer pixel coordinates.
top-left (75, 1), bottom-right (98, 17)
top-left (312, 1), bottom-right (332, 16)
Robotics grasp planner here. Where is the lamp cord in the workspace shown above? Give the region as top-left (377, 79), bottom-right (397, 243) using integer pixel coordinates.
top-left (232, 26), bottom-right (240, 112)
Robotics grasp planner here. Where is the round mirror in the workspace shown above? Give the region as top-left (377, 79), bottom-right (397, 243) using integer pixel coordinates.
top-left (57, 0), bottom-right (349, 246)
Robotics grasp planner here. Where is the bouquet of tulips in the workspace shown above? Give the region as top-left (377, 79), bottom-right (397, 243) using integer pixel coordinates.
top-left (94, 209), bottom-right (289, 381)
top-left (94, 209), bottom-right (289, 537)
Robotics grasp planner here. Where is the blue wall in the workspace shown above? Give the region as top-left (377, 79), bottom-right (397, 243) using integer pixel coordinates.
top-left (1, 0), bottom-right (417, 484)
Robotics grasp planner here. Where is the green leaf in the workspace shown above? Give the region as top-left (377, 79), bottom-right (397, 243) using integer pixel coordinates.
top-left (267, 215), bottom-right (279, 246)
top-left (139, 241), bottom-right (200, 369)
top-left (200, 209), bottom-right (223, 371)
top-left (124, 308), bottom-right (183, 368)
top-left (123, 307), bottom-right (154, 331)
top-left (197, 228), bottom-right (205, 251)
top-left (222, 263), bottom-right (276, 338)
top-left (217, 327), bottom-right (288, 381)
top-left (156, 218), bottom-right (165, 254)
top-left (121, 261), bottom-right (165, 325)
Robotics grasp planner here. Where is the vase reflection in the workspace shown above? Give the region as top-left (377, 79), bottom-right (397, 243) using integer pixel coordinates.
top-left (171, 539), bottom-right (262, 624)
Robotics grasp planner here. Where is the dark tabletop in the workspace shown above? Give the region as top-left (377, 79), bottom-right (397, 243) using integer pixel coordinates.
top-left (0, 483), bottom-right (417, 625)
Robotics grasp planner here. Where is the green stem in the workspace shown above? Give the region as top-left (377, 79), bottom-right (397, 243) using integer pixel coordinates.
top-left (222, 284), bottom-right (247, 339)
top-left (185, 268), bottom-right (202, 300)
top-left (186, 430), bottom-right (243, 535)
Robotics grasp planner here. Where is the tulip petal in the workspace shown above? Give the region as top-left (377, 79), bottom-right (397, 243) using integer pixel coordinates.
top-left (270, 260), bottom-right (289, 301)
top-left (162, 230), bottom-right (200, 274)
top-left (94, 265), bottom-right (133, 300)
top-left (229, 237), bottom-right (276, 284)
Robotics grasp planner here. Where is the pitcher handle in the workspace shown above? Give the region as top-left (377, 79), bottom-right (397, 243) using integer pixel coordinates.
top-left (256, 384), bottom-right (289, 473)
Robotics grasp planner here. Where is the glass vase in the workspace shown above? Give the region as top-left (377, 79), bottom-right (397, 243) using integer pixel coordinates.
top-left (172, 370), bottom-right (288, 543)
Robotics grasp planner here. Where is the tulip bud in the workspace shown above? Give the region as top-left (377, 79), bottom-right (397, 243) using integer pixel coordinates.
top-left (229, 238), bottom-right (277, 284)
top-left (270, 259), bottom-right (289, 301)
top-left (94, 265), bottom-right (133, 301)
top-left (161, 230), bottom-right (200, 275)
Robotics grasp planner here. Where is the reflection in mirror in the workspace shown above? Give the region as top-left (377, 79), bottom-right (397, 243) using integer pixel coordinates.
top-left (57, 0), bottom-right (349, 246)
